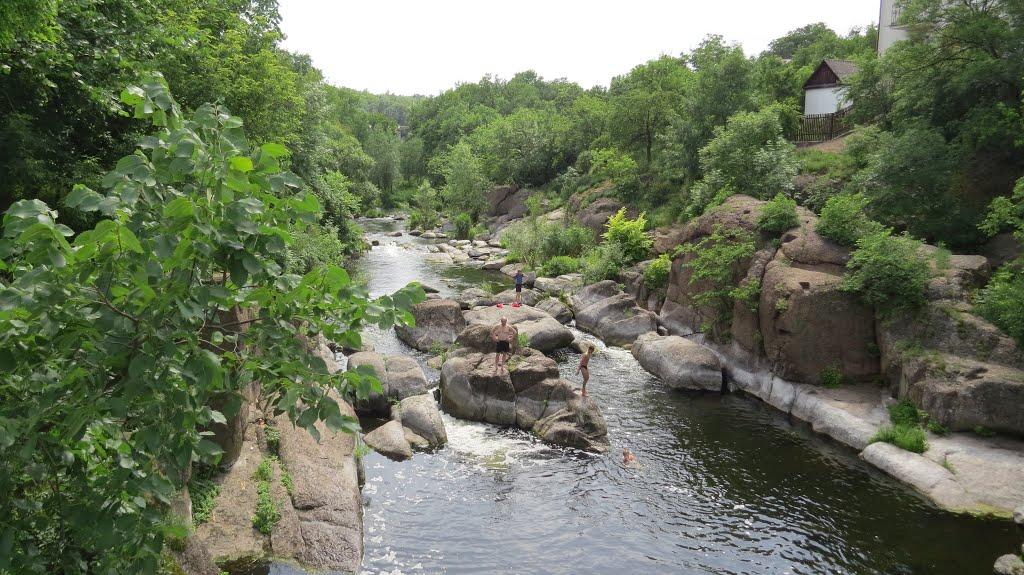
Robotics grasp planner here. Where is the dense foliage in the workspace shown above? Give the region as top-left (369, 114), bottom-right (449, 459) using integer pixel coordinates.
top-left (841, 230), bottom-right (930, 314)
top-left (757, 193), bottom-right (800, 235)
top-left (0, 76), bottom-right (422, 573)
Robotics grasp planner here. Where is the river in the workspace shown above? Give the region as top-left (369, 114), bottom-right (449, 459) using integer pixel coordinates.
top-left (272, 217), bottom-right (1018, 575)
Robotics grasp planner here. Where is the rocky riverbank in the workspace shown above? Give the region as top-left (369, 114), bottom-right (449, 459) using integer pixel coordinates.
top-left (480, 192), bottom-right (1024, 520)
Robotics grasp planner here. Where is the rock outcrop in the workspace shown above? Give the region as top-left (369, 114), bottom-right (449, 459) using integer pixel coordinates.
top-left (572, 281), bottom-right (658, 347)
top-left (439, 349), bottom-right (609, 452)
top-left (273, 399), bottom-right (363, 572)
top-left (487, 185), bottom-right (531, 219)
top-left (534, 273), bottom-right (583, 296)
top-left (395, 299), bottom-right (466, 351)
top-left (631, 332), bottom-right (722, 391)
top-left (346, 352), bottom-right (430, 416)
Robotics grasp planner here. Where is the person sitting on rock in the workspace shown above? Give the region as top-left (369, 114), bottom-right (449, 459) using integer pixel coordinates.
top-left (491, 317), bottom-right (517, 374)
top-left (576, 344), bottom-right (595, 396)
top-left (513, 270), bottom-right (525, 308)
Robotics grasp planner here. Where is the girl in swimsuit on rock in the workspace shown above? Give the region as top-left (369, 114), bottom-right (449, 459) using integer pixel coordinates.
top-left (577, 344), bottom-right (594, 396)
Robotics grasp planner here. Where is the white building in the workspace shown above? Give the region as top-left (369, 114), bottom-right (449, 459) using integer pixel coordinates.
top-left (878, 0), bottom-right (910, 54)
top-left (802, 59), bottom-right (859, 116)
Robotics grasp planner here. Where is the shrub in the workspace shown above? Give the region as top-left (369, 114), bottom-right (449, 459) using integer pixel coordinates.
top-left (817, 193), bottom-right (883, 246)
top-left (819, 365), bottom-right (846, 388)
top-left (757, 193), bottom-right (799, 235)
top-left (285, 222), bottom-right (347, 274)
top-left (408, 208), bottom-right (440, 231)
top-left (540, 256), bottom-right (581, 277)
top-left (842, 230), bottom-right (930, 314)
top-left (453, 212), bottom-right (474, 240)
top-left (502, 220), bottom-right (594, 268)
top-left (643, 254), bottom-right (672, 290)
top-left (694, 105), bottom-right (799, 202)
top-left (540, 224), bottom-right (595, 260)
top-left (603, 208), bottom-right (652, 264)
top-left (871, 424), bottom-right (928, 453)
top-left (888, 399), bottom-right (923, 427)
top-left (730, 279), bottom-right (761, 312)
top-left (976, 266), bottom-right (1024, 347)
top-left (582, 243), bottom-right (626, 284)
top-left (676, 225), bottom-right (756, 311)
top-left (927, 421), bottom-right (949, 436)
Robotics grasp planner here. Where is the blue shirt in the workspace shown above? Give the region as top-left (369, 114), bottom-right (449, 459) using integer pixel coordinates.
top-left (515, 272), bottom-right (524, 286)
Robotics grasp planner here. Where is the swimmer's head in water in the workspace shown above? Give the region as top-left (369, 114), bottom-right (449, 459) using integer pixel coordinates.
top-left (588, 344), bottom-right (596, 353)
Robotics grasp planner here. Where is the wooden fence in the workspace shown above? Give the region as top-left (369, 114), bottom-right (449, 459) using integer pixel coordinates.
top-left (795, 107), bottom-right (853, 143)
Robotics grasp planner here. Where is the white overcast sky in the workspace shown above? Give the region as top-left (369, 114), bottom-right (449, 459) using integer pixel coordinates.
top-left (279, 0), bottom-right (880, 95)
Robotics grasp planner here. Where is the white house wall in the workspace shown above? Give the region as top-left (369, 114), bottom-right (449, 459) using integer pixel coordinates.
top-left (804, 86), bottom-right (849, 116)
top-left (878, 0), bottom-right (909, 54)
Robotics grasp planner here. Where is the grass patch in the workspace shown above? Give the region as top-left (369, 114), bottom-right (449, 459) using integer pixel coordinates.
top-left (819, 364), bottom-right (846, 388)
top-left (888, 399), bottom-right (924, 427)
top-left (281, 471), bottom-right (294, 496)
top-left (871, 424), bottom-right (928, 453)
top-left (265, 425), bottom-right (281, 456)
top-left (188, 463), bottom-right (220, 527)
top-left (251, 456), bottom-right (280, 535)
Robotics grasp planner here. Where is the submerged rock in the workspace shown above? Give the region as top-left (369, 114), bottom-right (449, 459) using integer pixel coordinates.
top-left (994, 554), bottom-right (1024, 575)
top-left (439, 350), bottom-right (609, 452)
top-left (395, 299), bottom-right (467, 352)
top-left (363, 420), bottom-right (413, 461)
top-left (631, 332), bottom-right (722, 391)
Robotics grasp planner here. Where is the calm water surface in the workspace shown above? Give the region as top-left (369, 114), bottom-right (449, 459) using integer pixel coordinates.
top-left (273, 218), bottom-right (1018, 575)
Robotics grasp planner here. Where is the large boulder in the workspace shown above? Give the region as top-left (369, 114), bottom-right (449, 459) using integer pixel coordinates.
top-left (487, 185), bottom-right (532, 219)
top-left (573, 281), bottom-right (658, 347)
top-left (533, 396), bottom-right (610, 453)
top-left (461, 304), bottom-right (573, 352)
top-left (363, 420), bottom-right (413, 461)
top-left (534, 273), bottom-right (583, 296)
top-left (499, 263), bottom-right (537, 287)
top-left (577, 197), bottom-right (628, 239)
top-left (631, 333), bottom-right (722, 391)
top-left (758, 257), bottom-right (878, 384)
top-left (536, 297), bottom-right (573, 324)
top-left (439, 350), bottom-right (609, 452)
top-left (347, 352), bottom-right (430, 415)
top-left (395, 299), bottom-right (467, 352)
top-left (391, 393), bottom-right (447, 448)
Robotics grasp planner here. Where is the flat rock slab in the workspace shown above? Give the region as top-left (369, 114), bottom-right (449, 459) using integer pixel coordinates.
top-left (922, 433), bottom-right (1024, 515)
top-left (462, 304), bottom-right (573, 352)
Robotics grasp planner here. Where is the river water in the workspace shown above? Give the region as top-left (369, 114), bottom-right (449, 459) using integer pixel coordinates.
top-left (285, 218), bottom-right (1018, 575)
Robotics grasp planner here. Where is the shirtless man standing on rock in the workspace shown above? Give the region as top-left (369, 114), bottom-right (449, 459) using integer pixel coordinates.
top-left (491, 317), bottom-right (517, 374)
